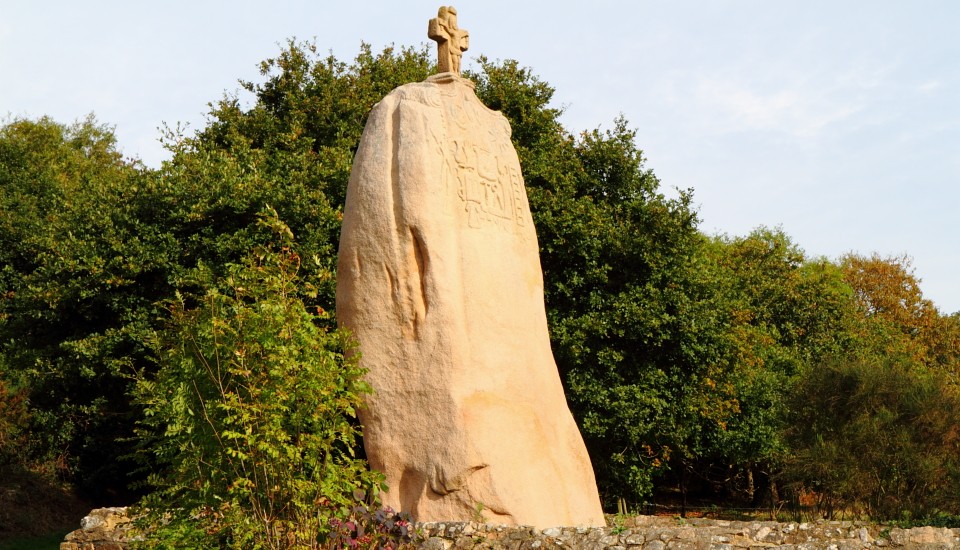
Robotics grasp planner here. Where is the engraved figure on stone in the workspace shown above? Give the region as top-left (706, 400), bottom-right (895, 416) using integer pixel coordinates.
top-left (428, 6), bottom-right (469, 75)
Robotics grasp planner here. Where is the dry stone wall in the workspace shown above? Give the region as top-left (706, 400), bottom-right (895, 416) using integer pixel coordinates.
top-left (417, 517), bottom-right (960, 549)
top-left (60, 507), bottom-right (135, 550)
top-left (61, 507), bottom-right (960, 549)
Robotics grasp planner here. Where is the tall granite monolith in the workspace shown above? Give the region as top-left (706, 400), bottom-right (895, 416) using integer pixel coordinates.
top-left (335, 7), bottom-right (605, 529)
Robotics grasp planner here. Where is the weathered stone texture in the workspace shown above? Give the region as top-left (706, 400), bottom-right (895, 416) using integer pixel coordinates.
top-left (337, 74), bottom-right (603, 527)
top-left (415, 517), bottom-right (960, 549)
top-left (59, 507), bottom-right (134, 550)
top-left (335, 73), bottom-right (605, 529)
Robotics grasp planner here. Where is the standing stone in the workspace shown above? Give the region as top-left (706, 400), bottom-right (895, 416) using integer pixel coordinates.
top-left (335, 8), bottom-right (605, 529)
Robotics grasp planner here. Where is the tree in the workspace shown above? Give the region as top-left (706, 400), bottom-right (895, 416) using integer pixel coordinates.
top-left (151, 40), bottom-right (436, 315)
top-left (786, 350), bottom-right (960, 519)
top-left (0, 116), bottom-right (157, 498)
top-left (692, 229), bottom-right (857, 505)
top-left (841, 253), bottom-right (959, 371)
top-left (189, 47), bottom-right (732, 507)
top-left (11, 40), bottom-right (957, 522)
top-left (0, 44), bottom-right (434, 500)
top-left (775, 253), bottom-right (960, 520)
top-left (472, 59), bottom-right (740, 506)
top-left (195, 40), bottom-right (432, 269)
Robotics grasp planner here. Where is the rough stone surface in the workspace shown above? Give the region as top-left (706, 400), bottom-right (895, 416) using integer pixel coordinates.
top-left (414, 517), bottom-right (960, 549)
top-left (59, 507), bottom-right (134, 550)
top-left (335, 71), bottom-right (605, 529)
top-left (61, 508), bottom-right (960, 549)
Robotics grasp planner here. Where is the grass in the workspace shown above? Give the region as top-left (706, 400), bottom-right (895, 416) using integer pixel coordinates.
top-left (0, 461), bottom-right (91, 548)
top-left (0, 531), bottom-right (71, 550)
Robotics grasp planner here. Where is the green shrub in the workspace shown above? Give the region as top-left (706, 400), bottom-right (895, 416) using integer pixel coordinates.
top-left (0, 377), bottom-right (29, 468)
top-left (132, 210), bottom-right (382, 549)
top-left (785, 351), bottom-right (960, 520)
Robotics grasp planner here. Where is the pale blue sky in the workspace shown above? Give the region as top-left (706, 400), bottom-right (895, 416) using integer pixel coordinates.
top-left (3, 1), bottom-right (958, 312)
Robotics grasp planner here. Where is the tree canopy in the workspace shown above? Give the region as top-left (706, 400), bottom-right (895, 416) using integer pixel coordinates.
top-left (1, 40), bottom-right (959, 531)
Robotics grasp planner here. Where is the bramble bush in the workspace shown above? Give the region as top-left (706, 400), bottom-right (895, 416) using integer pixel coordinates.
top-left (325, 489), bottom-right (417, 549)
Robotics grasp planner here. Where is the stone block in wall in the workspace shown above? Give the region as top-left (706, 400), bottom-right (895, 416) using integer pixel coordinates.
top-left (60, 507), bottom-right (133, 550)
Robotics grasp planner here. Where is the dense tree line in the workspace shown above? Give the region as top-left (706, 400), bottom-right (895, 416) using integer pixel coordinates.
top-left (2, 42), bottom-right (959, 540)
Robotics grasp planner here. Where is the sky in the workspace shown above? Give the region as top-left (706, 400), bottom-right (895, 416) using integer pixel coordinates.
top-left (3, 1), bottom-right (959, 312)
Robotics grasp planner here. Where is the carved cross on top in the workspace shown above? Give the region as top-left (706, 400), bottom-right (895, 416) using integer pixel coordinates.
top-left (428, 6), bottom-right (469, 75)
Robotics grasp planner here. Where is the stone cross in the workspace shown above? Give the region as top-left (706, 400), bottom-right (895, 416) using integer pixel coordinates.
top-left (428, 6), bottom-right (469, 75)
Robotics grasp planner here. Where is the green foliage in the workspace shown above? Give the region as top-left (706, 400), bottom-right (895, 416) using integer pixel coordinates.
top-left (894, 511), bottom-right (960, 529)
top-left (149, 40), bottom-right (435, 317)
top-left (472, 58), bottom-right (738, 504)
top-left (764, 251), bottom-right (960, 520)
top-left (786, 351), bottom-right (960, 520)
top-left (0, 376), bottom-right (29, 467)
top-left (4, 39), bottom-right (959, 525)
top-left (690, 229), bottom-right (858, 497)
top-left (0, 116), bottom-right (156, 495)
top-left (0, 44), bottom-right (433, 499)
top-left (194, 39), bottom-right (431, 246)
top-left (133, 210), bottom-right (381, 549)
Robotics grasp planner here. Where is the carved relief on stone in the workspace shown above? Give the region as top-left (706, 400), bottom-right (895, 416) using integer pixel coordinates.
top-left (434, 80), bottom-right (532, 233)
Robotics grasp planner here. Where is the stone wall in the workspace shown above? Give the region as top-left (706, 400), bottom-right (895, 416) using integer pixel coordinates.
top-left (61, 507), bottom-right (960, 549)
top-left (416, 516), bottom-right (960, 549)
top-left (60, 507), bottom-right (134, 550)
